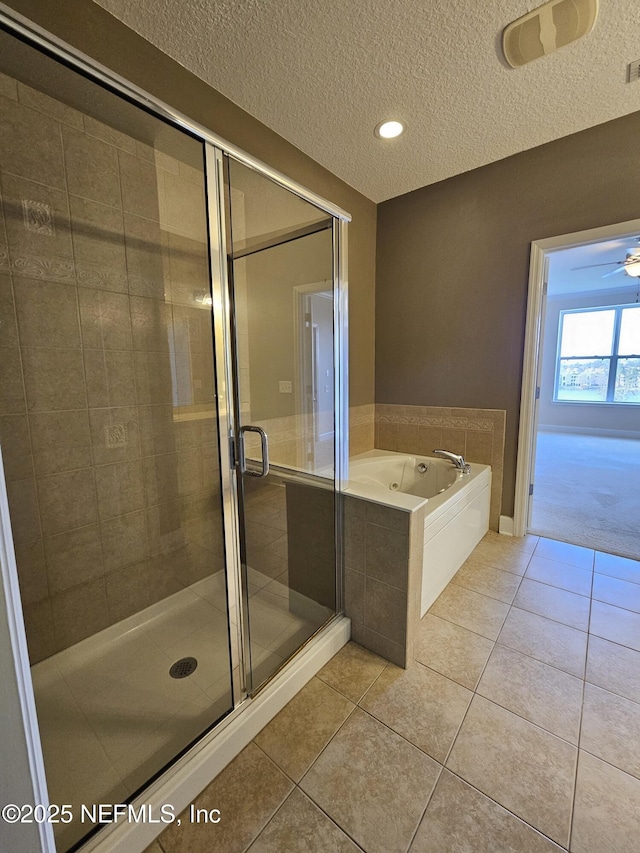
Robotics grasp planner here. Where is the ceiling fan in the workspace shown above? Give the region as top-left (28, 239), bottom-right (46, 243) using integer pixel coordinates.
top-left (572, 248), bottom-right (640, 278)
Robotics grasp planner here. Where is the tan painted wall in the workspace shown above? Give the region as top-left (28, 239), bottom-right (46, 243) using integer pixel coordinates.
top-left (4, 0), bottom-right (376, 408)
top-left (376, 110), bottom-right (640, 518)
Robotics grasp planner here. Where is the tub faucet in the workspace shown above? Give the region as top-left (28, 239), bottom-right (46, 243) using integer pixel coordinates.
top-left (433, 449), bottom-right (471, 473)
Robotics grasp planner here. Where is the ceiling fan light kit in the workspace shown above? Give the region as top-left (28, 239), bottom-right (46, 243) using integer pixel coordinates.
top-left (503, 0), bottom-right (599, 68)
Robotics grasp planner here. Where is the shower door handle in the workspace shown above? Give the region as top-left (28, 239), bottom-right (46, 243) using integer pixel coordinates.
top-left (239, 425), bottom-right (269, 478)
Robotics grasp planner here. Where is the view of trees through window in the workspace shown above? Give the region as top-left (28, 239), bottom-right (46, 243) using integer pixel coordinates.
top-left (555, 305), bottom-right (640, 403)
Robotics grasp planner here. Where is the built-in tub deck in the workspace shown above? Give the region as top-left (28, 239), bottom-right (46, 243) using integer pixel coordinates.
top-left (343, 449), bottom-right (491, 666)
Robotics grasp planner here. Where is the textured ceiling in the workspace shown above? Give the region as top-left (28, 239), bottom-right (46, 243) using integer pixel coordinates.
top-left (92, 0), bottom-right (640, 202)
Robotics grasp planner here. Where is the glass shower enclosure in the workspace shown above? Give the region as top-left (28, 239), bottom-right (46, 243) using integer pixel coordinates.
top-left (0, 11), bottom-right (347, 852)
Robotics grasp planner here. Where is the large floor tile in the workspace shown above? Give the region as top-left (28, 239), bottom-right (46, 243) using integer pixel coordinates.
top-left (533, 538), bottom-right (594, 571)
top-left (300, 707), bottom-right (440, 853)
top-left (429, 585), bottom-right (510, 641)
top-left (446, 696), bottom-right (576, 847)
top-left (476, 644), bottom-right (582, 744)
top-left (361, 661), bottom-right (472, 762)
top-left (585, 635), bottom-right (640, 705)
top-left (498, 607), bottom-right (588, 678)
top-left (571, 751), bottom-right (640, 853)
top-left (414, 613), bottom-right (494, 690)
top-left (160, 742), bottom-right (292, 853)
top-left (410, 769), bottom-right (563, 852)
top-left (247, 788), bottom-right (359, 852)
top-left (316, 640), bottom-right (387, 703)
top-left (254, 677), bottom-right (353, 782)
top-left (590, 600), bottom-right (640, 652)
top-left (513, 578), bottom-right (590, 631)
top-left (592, 572), bottom-right (640, 614)
top-left (452, 558), bottom-right (522, 604)
top-left (471, 538), bottom-right (533, 576)
top-left (580, 682), bottom-right (640, 780)
top-left (594, 551), bottom-right (640, 585)
top-left (525, 555), bottom-right (592, 597)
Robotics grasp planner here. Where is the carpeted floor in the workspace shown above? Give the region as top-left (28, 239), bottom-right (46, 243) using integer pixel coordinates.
top-left (530, 431), bottom-right (640, 562)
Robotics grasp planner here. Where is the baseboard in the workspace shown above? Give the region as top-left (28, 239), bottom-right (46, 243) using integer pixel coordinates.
top-left (499, 516), bottom-right (514, 536)
top-left (81, 616), bottom-right (351, 853)
top-left (538, 425), bottom-right (640, 440)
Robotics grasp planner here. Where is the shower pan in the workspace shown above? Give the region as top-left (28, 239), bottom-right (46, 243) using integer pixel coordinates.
top-left (0, 9), bottom-right (348, 852)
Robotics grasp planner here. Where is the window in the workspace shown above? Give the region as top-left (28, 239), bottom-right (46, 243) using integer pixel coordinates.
top-left (555, 305), bottom-right (640, 404)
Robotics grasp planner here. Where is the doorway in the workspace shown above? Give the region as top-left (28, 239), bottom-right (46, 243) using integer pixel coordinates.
top-left (515, 220), bottom-right (640, 561)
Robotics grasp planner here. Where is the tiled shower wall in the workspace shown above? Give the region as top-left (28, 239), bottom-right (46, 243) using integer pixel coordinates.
top-left (0, 75), bottom-right (224, 663)
top-left (375, 404), bottom-right (506, 529)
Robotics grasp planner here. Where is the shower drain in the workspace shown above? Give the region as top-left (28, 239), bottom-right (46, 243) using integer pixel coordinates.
top-left (169, 657), bottom-right (198, 679)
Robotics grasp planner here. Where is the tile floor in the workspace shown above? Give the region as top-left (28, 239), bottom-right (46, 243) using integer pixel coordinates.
top-left (151, 531), bottom-right (640, 853)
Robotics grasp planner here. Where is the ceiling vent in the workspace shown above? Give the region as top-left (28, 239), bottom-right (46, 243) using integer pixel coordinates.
top-left (503, 0), bottom-right (599, 68)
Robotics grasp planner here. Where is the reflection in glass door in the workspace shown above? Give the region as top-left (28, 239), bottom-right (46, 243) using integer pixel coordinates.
top-left (226, 158), bottom-right (339, 692)
top-left (0, 27), bottom-right (233, 852)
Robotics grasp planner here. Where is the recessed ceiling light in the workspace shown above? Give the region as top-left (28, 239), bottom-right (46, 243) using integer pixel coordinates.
top-left (374, 120), bottom-right (405, 139)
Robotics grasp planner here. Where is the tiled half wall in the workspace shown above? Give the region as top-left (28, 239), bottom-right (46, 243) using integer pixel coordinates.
top-left (374, 404), bottom-right (506, 530)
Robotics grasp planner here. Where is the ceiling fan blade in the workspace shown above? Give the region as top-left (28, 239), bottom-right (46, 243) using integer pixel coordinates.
top-left (571, 262), bottom-right (622, 270)
top-left (602, 267), bottom-right (626, 278)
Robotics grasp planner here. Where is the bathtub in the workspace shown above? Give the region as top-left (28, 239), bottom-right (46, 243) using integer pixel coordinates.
top-left (347, 450), bottom-right (491, 616)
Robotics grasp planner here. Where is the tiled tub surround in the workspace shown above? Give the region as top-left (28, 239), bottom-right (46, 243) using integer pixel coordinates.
top-left (344, 451), bottom-right (490, 667)
top-left (375, 404), bottom-right (506, 530)
top-left (0, 74), bottom-right (225, 663)
top-left (152, 536), bottom-right (640, 853)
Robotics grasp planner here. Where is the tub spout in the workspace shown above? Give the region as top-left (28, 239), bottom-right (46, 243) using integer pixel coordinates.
top-left (433, 449), bottom-right (471, 473)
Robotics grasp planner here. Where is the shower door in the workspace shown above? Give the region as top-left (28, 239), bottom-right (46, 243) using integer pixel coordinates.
top-left (225, 158), bottom-right (340, 692)
top-left (0, 26), bottom-right (234, 853)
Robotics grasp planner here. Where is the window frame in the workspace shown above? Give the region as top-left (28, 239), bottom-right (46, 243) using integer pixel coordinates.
top-left (553, 303), bottom-right (640, 405)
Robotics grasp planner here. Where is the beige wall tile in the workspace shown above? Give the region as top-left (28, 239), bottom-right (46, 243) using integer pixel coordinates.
top-left (21, 347), bottom-right (87, 412)
top-left (364, 576), bottom-right (407, 646)
top-left (0, 413), bottom-right (33, 481)
top-left (50, 577), bottom-right (109, 648)
top-left (29, 410), bottom-right (92, 476)
top-left (344, 568), bottom-right (364, 625)
top-left (14, 539), bottom-right (48, 605)
top-left (44, 523), bottom-right (103, 593)
top-left (163, 171), bottom-right (206, 239)
top-left (138, 404), bottom-right (176, 456)
top-left (37, 468), bottom-right (97, 535)
top-left (100, 510), bottom-right (148, 572)
top-left (83, 116), bottom-right (136, 154)
top-left (0, 275), bottom-right (18, 348)
top-left (88, 406), bottom-right (141, 465)
top-left (366, 500), bottom-right (410, 533)
top-left (366, 523), bottom-right (409, 590)
top-left (167, 231), bottom-right (208, 293)
top-left (376, 421), bottom-right (397, 451)
top-left (143, 453), bottom-right (180, 507)
top-left (465, 429), bottom-right (494, 465)
top-left (0, 346), bottom-right (26, 415)
top-left (6, 477), bottom-right (41, 543)
top-left (145, 499), bottom-right (183, 556)
top-left (0, 73), bottom-right (17, 100)
top-left (440, 427), bottom-right (466, 456)
top-left (105, 558), bottom-right (182, 623)
top-left (0, 96), bottom-right (65, 189)
top-left (21, 598), bottom-right (56, 663)
top-left (133, 351), bottom-right (174, 405)
top-left (1, 173), bottom-right (73, 261)
top-left (130, 295), bottom-right (171, 352)
top-left (118, 150), bottom-right (160, 220)
top-left (78, 288), bottom-right (132, 350)
top-left (417, 425), bottom-right (442, 456)
top-left (62, 125), bottom-right (121, 207)
top-left (396, 423), bottom-right (419, 453)
top-left (83, 349), bottom-right (136, 408)
top-left (17, 82), bottom-right (83, 129)
top-left (95, 459), bottom-right (145, 520)
top-left (69, 194), bottom-right (126, 273)
top-left (14, 279), bottom-right (80, 349)
top-left (124, 213), bottom-right (167, 299)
